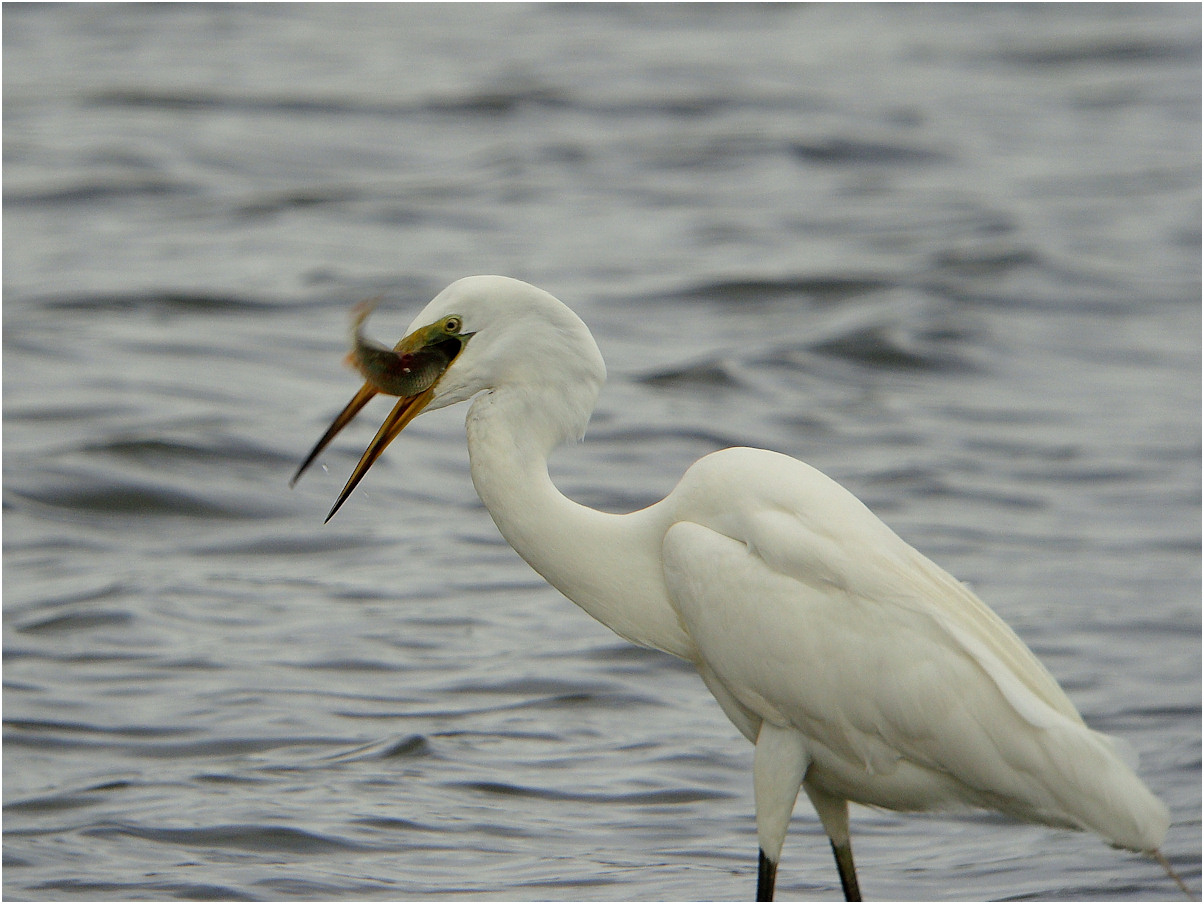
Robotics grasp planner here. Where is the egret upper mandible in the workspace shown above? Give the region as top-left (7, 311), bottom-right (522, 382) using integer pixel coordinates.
top-left (292, 275), bottom-right (1184, 901)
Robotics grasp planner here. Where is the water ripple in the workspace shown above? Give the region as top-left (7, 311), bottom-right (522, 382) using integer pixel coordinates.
top-left (450, 780), bottom-right (731, 806)
top-left (82, 821), bottom-right (370, 854)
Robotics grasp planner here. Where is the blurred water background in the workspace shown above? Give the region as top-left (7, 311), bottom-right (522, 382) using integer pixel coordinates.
top-left (3, 4), bottom-right (1200, 901)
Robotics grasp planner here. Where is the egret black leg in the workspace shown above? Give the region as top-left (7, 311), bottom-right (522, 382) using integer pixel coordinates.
top-left (756, 848), bottom-right (777, 901)
top-left (831, 839), bottom-right (861, 902)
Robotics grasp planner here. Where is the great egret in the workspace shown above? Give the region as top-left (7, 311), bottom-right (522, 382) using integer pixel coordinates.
top-left (293, 275), bottom-right (1184, 901)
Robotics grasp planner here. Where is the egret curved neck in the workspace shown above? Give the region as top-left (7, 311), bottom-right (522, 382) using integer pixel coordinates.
top-left (464, 387), bottom-right (694, 661)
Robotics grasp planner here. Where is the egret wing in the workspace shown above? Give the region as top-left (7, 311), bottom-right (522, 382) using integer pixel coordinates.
top-left (661, 448), bottom-right (1167, 849)
top-left (667, 448), bottom-right (1078, 721)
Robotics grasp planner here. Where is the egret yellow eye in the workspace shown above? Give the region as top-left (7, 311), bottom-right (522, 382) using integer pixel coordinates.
top-left (443, 316), bottom-right (463, 334)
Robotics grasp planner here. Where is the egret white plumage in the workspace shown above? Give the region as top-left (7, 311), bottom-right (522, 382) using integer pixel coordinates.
top-left (293, 275), bottom-right (1184, 901)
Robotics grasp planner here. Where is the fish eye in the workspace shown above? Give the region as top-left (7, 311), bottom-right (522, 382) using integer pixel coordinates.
top-left (443, 316), bottom-right (463, 334)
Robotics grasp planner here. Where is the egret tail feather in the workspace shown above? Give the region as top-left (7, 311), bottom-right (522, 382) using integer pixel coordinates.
top-left (1153, 849), bottom-right (1192, 899)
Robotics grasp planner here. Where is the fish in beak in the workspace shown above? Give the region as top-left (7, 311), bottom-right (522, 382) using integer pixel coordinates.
top-left (291, 298), bottom-right (472, 521)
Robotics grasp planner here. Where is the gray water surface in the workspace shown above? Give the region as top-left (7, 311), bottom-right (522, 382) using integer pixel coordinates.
top-left (4, 4), bottom-right (1200, 901)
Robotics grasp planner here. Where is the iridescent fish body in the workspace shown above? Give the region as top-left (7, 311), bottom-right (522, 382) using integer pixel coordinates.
top-left (346, 298), bottom-right (459, 398)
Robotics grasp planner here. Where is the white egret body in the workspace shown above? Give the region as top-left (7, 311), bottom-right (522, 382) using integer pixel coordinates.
top-left (293, 276), bottom-right (1180, 900)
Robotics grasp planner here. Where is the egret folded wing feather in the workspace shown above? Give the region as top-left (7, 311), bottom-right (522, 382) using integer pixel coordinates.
top-left (664, 447), bottom-right (1168, 851)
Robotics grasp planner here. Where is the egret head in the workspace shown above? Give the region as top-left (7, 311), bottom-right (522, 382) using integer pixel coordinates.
top-left (292, 276), bottom-right (605, 521)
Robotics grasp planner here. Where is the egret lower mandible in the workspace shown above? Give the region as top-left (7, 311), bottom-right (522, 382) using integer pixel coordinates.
top-left (293, 275), bottom-right (1185, 901)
